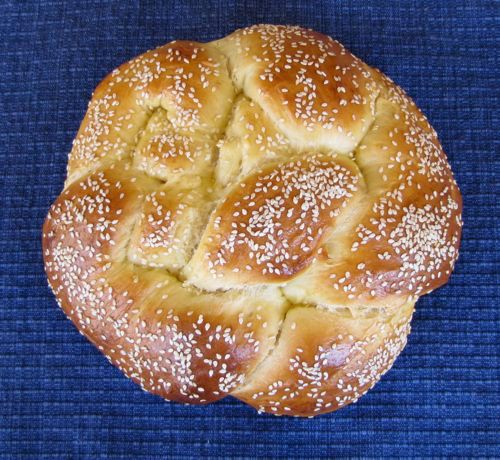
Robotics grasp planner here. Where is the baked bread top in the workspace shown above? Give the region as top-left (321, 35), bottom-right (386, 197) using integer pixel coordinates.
top-left (43, 25), bottom-right (462, 416)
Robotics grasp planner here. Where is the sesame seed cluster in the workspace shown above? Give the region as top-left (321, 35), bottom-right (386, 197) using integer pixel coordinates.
top-left (43, 25), bottom-right (462, 416)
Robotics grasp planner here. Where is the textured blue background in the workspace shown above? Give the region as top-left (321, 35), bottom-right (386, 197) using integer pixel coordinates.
top-left (1, 0), bottom-right (499, 458)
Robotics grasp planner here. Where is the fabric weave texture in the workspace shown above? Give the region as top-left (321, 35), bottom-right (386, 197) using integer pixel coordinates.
top-left (0, 1), bottom-right (498, 458)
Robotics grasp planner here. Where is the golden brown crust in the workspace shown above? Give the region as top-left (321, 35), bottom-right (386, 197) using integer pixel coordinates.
top-left (216, 25), bottom-right (378, 152)
top-left (43, 24), bottom-right (462, 416)
top-left (127, 183), bottom-right (209, 273)
top-left (234, 301), bottom-right (414, 416)
top-left (185, 154), bottom-right (363, 289)
top-left (43, 166), bottom-right (286, 403)
top-left (133, 108), bottom-right (216, 182)
top-left (215, 95), bottom-right (293, 187)
top-left (67, 40), bottom-right (235, 184)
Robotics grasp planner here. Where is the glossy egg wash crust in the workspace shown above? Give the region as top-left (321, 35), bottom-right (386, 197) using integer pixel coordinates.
top-left (43, 25), bottom-right (462, 416)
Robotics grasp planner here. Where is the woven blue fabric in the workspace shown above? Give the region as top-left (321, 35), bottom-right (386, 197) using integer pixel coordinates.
top-left (1, 0), bottom-right (499, 458)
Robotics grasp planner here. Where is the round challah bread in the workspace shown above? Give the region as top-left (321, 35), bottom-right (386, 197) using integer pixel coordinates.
top-left (43, 25), bottom-right (462, 416)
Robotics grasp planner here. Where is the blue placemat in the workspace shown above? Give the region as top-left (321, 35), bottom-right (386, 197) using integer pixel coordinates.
top-left (1, 1), bottom-right (499, 458)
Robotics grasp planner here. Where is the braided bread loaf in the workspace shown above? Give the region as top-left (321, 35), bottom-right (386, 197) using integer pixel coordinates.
top-left (43, 25), bottom-right (462, 416)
